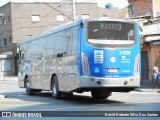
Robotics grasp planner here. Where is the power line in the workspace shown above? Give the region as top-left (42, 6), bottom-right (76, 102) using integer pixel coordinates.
top-left (1, 1), bottom-right (100, 33)
top-left (1, 1), bottom-right (101, 39)
top-left (0, 3), bottom-right (62, 30)
top-left (42, 2), bottom-right (74, 21)
top-left (12, 4), bottom-right (62, 31)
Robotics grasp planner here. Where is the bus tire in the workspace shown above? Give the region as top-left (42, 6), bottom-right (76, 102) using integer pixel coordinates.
top-left (63, 92), bottom-right (73, 98)
top-left (91, 89), bottom-right (111, 99)
top-left (25, 77), bottom-right (35, 95)
top-left (51, 76), bottom-right (61, 99)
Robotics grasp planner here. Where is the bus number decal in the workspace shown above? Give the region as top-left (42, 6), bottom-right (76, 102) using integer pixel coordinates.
top-left (119, 50), bottom-right (131, 64)
top-left (94, 50), bottom-right (103, 64)
top-left (119, 50), bottom-right (131, 55)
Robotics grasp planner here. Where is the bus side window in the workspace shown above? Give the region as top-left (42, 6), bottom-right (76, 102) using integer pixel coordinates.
top-left (55, 32), bottom-right (63, 57)
top-left (46, 35), bottom-right (55, 58)
top-left (26, 42), bottom-right (31, 61)
top-left (65, 30), bottom-right (71, 55)
top-left (32, 40), bottom-right (39, 59)
top-left (72, 26), bottom-right (79, 55)
top-left (62, 31), bottom-right (67, 55)
top-left (39, 38), bottom-right (46, 59)
top-left (19, 51), bottom-right (24, 64)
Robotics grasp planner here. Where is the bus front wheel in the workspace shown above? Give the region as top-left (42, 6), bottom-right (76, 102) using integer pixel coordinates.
top-left (91, 89), bottom-right (111, 99)
top-left (25, 77), bottom-right (35, 95)
top-left (51, 76), bottom-right (61, 99)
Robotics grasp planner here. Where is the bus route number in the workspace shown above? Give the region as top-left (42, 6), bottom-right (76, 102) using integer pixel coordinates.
top-left (119, 50), bottom-right (131, 55)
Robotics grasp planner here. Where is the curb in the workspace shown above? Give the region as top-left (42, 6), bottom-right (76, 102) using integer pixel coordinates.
top-left (133, 88), bottom-right (143, 92)
top-left (133, 88), bottom-right (160, 92)
top-left (0, 77), bottom-right (18, 81)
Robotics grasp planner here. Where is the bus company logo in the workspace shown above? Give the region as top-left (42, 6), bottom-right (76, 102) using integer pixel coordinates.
top-left (94, 50), bottom-right (103, 64)
top-left (110, 57), bottom-right (116, 63)
top-left (95, 52), bottom-right (102, 56)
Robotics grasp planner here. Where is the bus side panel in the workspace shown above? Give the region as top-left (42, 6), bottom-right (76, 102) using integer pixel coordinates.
top-left (79, 20), bottom-right (86, 76)
top-left (58, 24), bottom-right (82, 92)
top-left (132, 23), bottom-right (141, 87)
top-left (62, 24), bottom-right (82, 92)
top-left (136, 22), bottom-right (141, 76)
top-left (79, 20), bottom-right (93, 87)
top-left (43, 58), bottom-right (58, 90)
top-left (18, 61), bottom-right (32, 88)
top-left (18, 66), bottom-right (25, 88)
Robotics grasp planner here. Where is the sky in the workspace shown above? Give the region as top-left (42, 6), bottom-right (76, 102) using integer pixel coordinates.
top-left (0, 0), bottom-right (128, 9)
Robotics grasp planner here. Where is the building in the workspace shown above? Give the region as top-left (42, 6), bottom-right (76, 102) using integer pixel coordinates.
top-left (0, 2), bottom-right (118, 76)
top-left (118, 7), bottom-right (129, 18)
top-left (142, 19), bottom-right (160, 83)
top-left (128, 0), bottom-right (160, 83)
top-left (128, 0), bottom-right (160, 18)
top-left (0, 51), bottom-right (13, 76)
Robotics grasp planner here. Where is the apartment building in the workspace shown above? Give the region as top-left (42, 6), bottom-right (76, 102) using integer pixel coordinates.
top-left (0, 2), bottom-right (118, 76)
top-left (129, 0), bottom-right (160, 18)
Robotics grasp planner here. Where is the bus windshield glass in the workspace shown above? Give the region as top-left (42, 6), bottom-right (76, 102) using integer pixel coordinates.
top-left (87, 21), bottom-right (135, 45)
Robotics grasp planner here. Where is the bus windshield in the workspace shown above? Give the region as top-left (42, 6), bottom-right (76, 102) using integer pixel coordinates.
top-left (87, 21), bottom-right (135, 45)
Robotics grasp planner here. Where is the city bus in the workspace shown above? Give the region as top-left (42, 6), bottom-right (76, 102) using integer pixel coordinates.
top-left (18, 19), bottom-right (141, 99)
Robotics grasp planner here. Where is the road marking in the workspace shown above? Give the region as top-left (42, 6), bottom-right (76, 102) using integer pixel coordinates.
top-left (0, 98), bottom-right (66, 105)
top-left (0, 98), bottom-right (24, 102)
top-left (0, 103), bottom-right (43, 108)
top-left (0, 102), bottom-right (88, 110)
top-left (17, 95), bottom-right (28, 97)
top-left (40, 106), bottom-right (86, 111)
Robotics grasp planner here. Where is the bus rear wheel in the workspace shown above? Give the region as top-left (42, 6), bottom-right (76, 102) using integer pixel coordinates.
top-left (91, 89), bottom-right (111, 99)
top-left (25, 77), bottom-right (35, 95)
top-left (51, 76), bottom-right (62, 99)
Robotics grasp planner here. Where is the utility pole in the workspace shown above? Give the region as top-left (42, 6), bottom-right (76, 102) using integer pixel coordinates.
top-left (61, 0), bottom-right (77, 21)
top-left (72, 0), bottom-right (77, 21)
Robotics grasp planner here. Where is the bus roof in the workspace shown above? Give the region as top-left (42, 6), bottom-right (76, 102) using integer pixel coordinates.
top-left (18, 19), bottom-right (83, 45)
top-left (18, 18), bottom-right (136, 46)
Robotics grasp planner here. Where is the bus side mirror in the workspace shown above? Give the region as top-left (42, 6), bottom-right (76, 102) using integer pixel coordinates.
top-left (16, 52), bottom-right (19, 60)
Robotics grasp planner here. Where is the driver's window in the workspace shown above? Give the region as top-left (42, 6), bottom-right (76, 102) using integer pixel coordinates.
top-left (19, 51), bottom-right (24, 64)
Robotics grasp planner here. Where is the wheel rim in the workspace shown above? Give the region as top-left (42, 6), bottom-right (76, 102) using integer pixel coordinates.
top-left (25, 78), bottom-right (30, 93)
top-left (53, 81), bottom-right (57, 96)
top-left (26, 81), bottom-right (29, 88)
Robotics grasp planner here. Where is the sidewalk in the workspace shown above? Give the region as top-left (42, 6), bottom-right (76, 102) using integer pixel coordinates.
top-left (134, 83), bottom-right (160, 93)
top-left (0, 76), bottom-right (18, 81)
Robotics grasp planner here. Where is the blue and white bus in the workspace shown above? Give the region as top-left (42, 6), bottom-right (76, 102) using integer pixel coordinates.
top-left (18, 19), bottom-right (141, 99)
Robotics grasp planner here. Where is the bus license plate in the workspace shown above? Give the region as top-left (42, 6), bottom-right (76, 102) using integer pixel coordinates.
top-left (107, 68), bottom-right (118, 73)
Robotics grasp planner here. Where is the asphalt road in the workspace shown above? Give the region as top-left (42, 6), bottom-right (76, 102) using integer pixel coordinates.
top-left (0, 80), bottom-right (160, 120)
